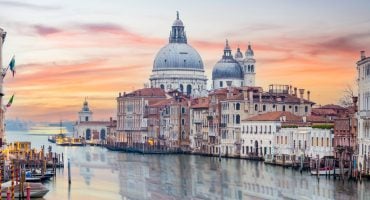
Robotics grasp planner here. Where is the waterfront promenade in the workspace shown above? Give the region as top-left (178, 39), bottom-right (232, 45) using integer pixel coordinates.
top-left (6, 131), bottom-right (370, 200)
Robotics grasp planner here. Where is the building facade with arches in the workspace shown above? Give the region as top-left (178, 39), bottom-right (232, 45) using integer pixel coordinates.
top-left (73, 100), bottom-right (110, 144)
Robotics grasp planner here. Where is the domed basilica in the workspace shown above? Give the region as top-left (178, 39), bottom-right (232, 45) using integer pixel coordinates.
top-left (212, 40), bottom-right (256, 89)
top-left (149, 12), bottom-right (256, 96)
top-left (149, 12), bottom-right (208, 97)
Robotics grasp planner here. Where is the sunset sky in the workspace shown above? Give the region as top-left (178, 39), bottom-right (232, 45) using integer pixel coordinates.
top-left (1, 0), bottom-right (370, 122)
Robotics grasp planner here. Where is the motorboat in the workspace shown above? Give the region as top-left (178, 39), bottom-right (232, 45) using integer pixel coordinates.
top-left (1, 181), bottom-right (49, 198)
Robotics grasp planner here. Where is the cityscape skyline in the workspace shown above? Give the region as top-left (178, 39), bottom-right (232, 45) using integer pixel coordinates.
top-left (1, 0), bottom-right (370, 121)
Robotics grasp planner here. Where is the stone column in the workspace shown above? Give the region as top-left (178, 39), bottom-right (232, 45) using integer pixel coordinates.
top-left (0, 28), bottom-right (5, 142)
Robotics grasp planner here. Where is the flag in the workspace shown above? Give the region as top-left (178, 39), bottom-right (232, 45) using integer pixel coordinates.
top-left (6, 94), bottom-right (14, 108)
top-left (2, 56), bottom-right (15, 77)
top-left (8, 56), bottom-right (15, 77)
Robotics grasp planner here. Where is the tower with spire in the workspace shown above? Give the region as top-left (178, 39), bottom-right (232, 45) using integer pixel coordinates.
top-left (78, 98), bottom-right (93, 122)
top-left (240, 43), bottom-right (256, 87)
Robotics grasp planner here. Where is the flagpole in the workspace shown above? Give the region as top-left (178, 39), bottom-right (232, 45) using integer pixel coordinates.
top-left (0, 27), bottom-right (6, 144)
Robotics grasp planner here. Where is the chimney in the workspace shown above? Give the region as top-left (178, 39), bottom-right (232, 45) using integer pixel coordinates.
top-left (289, 85), bottom-right (292, 95)
top-left (110, 117), bottom-right (113, 123)
top-left (119, 92), bottom-right (121, 97)
top-left (353, 96), bottom-right (358, 112)
top-left (294, 87), bottom-right (297, 97)
top-left (299, 89), bottom-right (305, 104)
top-left (307, 90), bottom-right (311, 101)
top-left (361, 51), bottom-right (366, 60)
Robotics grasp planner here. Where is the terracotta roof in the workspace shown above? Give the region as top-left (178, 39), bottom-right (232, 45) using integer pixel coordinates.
top-left (312, 108), bottom-right (337, 116)
top-left (306, 115), bottom-right (330, 123)
top-left (150, 99), bottom-right (172, 107)
top-left (191, 97), bottom-right (209, 109)
top-left (320, 104), bottom-right (345, 110)
top-left (244, 111), bottom-right (302, 122)
top-left (227, 93), bottom-right (243, 100)
top-left (124, 88), bottom-right (166, 98)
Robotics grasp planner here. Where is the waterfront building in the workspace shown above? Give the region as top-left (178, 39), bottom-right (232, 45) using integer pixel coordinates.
top-left (106, 117), bottom-right (117, 146)
top-left (333, 99), bottom-right (357, 163)
top-left (356, 50), bottom-right (370, 172)
top-left (156, 91), bottom-right (191, 151)
top-left (241, 111), bottom-right (303, 158)
top-left (149, 12), bottom-right (207, 97)
top-left (207, 89), bottom-right (228, 155)
top-left (116, 88), bottom-right (166, 147)
top-left (189, 97), bottom-right (209, 152)
top-left (73, 100), bottom-right (110, 143)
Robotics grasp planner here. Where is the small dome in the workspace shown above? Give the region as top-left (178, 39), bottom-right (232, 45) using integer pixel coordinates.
top-left (153, 43), bottom-right (204, 71)
top-left (246, 43), bottom-right (254, 57)
top-left (212, 61), bottom-right (243, 80)
top-left (235, 47), bottom-right (243, 59)
top-left (173, 19), bottom-right (184, 26)
top-left (173, 11), bottom-right (184, 26)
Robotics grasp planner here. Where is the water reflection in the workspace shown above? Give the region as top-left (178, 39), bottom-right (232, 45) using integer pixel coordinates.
top-left (6, 132), bottom-right (370, 200)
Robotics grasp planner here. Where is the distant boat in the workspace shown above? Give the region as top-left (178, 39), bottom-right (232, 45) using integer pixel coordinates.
top-left (310, 167), bottom-right (349, 176)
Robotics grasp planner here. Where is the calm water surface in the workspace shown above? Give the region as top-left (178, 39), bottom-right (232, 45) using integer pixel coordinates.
top-left (6, 131), bottom-right (370, 200)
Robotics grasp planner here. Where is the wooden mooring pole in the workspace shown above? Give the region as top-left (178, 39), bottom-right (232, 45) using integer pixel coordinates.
top-left (68, 158), bottom-right (71, 185)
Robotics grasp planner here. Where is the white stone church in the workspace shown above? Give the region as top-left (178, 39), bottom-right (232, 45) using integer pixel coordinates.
top-left (149, 12), bottom-right (256, 96)
top-left (73, 100), bottom-right (110, 144)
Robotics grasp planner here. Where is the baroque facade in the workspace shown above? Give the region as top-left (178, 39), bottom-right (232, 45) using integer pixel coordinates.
top-left (73, 100), bottom-right (110, 143)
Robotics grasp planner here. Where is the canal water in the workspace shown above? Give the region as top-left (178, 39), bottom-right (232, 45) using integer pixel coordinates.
top-left (5, 131), bottom-right (370, 200)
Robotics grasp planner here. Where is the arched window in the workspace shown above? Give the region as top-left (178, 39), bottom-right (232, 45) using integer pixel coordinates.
top-left (255, 104), bottom-right (258, 111)
top-left (236, 115), bottom-right (240, 124)
top-left (282, 105), bottom-right (286, 111)
top-left (86, 129), bottom-right (91, 140)
top-left (295, 106), bottom-right (298, 112)
top-left (262, 105), bottom-right (266, 111)
top-left (180, 84), bottom-right (184, 92)
top-left (236, 103), bottom-right (240, 110)
top-left (187, 85), bottom-right (192, 95)
top-left (85, 116), bottom-right (89, 122)
top-left (220, 81), bottom-right (223, 87)
top-left (251, 65), bottom-right (254, 72)
top-left (100, 129), bottom-right (106, 140)
top-left (160, 84), bottom-right (164, 89)
top-left (248, 65), bottom-right (251, 72)
top-left (305, 106), bottom-right (308, 112)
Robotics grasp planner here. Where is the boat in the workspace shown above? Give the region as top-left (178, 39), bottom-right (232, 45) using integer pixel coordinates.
top-left (1, 181), bottom-right (49, 198)
top-left (70, 137), bottom-right (84, 146)
top-left (310, 167), bottom-right (349, 176)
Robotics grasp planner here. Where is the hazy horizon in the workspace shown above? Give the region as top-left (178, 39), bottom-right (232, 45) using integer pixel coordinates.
top-left (1, 0), bottom-right (370, 121)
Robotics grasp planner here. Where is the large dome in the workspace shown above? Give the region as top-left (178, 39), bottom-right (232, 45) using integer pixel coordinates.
top-left (212, 61), bottom-right (243, 80)
top-left (153, 43), bottom-right (204, 71)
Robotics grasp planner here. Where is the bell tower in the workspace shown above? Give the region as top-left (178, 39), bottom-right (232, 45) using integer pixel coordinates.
top-left (78, 98), bottom-right (93, 122)
top-left (243, 43), bottom-right (256, 87)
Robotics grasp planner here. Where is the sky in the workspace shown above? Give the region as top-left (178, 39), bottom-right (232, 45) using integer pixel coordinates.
top-left (0, 0), bottom-right (370, 122)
